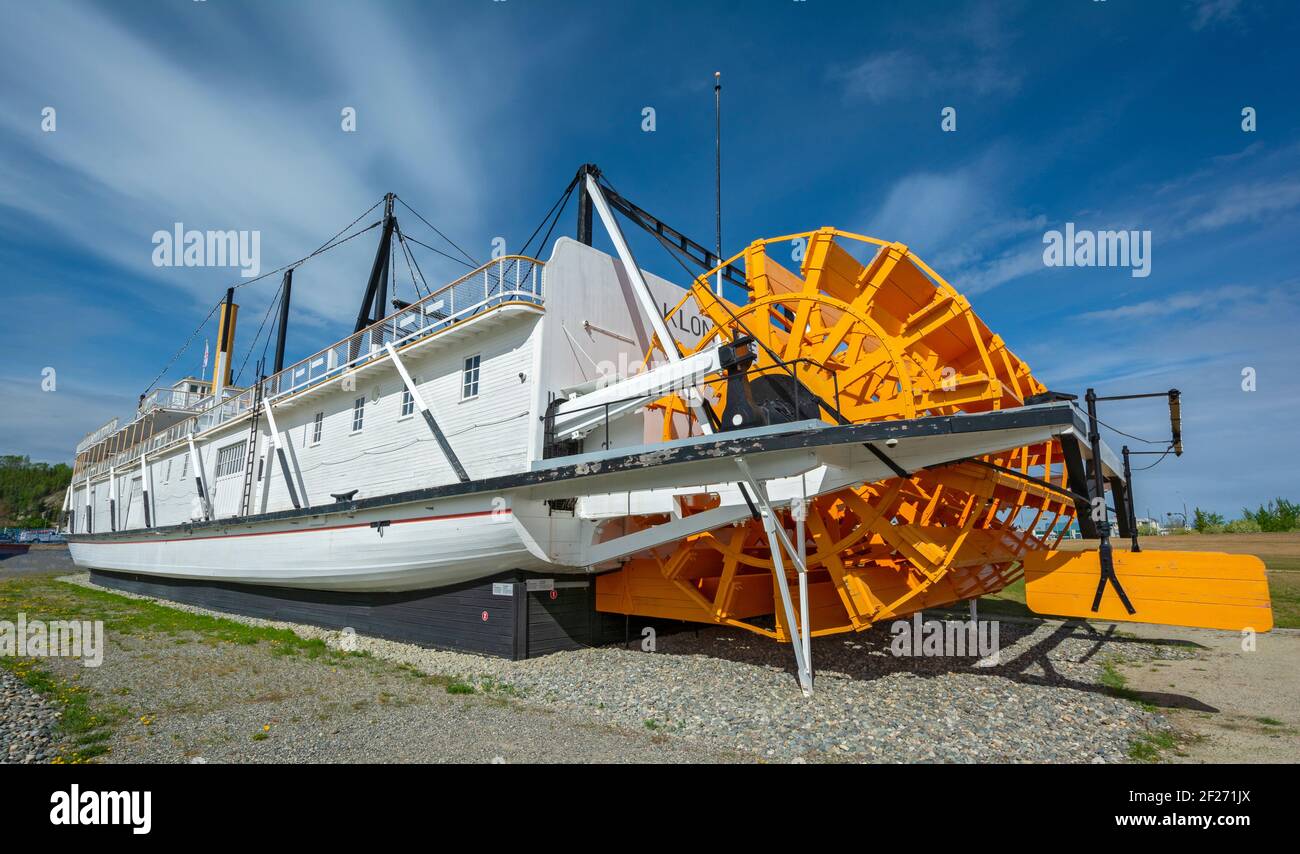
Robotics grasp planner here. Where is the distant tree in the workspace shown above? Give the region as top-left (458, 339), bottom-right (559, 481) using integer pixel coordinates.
top-left (1223, 518), bottom-right (1262, 534)
top-left (1192, 507), bottom-right (1225, 533)
top-left (0, 455), bottom-right (73, 528)
top-left (1242, 499), bottom-right (1299, 533)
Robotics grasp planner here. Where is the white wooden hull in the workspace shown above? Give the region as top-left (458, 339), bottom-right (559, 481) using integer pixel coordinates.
top-left (69, 404), bottom-right (1100, 593)
top-left (69, 496), bottom-right (559, 592)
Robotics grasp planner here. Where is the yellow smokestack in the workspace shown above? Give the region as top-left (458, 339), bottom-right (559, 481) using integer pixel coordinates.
top-left (212, 291), bottom-right (239, 392)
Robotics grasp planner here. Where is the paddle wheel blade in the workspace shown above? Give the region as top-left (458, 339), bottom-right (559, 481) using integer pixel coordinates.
top-left (1023, 549), bottom-right (1273, 632)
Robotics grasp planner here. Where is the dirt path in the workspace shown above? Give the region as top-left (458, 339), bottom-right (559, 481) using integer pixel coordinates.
top-left (1111, 622), bottom-right (1300, 762)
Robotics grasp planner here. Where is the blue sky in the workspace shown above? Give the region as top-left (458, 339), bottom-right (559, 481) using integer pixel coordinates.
top-left (1, 0), bottom-right (1296, 519)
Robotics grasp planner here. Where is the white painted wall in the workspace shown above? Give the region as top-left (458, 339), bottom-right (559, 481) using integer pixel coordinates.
top-left (75, 307), bottom-right (541, 532)
top-left (71, 240), bottom-right (707, 535)
top-left (531, 237), bottom-right (710, 457)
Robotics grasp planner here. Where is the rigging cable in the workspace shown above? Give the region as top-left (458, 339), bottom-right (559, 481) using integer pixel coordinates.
top-left (394, 225), bottom-right (427, 300)
top-left (139, 298), bottom-right (225, 401)
top-left (1131, 444), bottom-right (1176, 471)
top-left (401, 233), bottom-right (478, 268)
top-left (140, 202), bottom-right (385, 397)
top-left (394, 195), bottom-right (480, 267)
top-left (395, 221), bottom-right (432, 297)
top-left (500, 177), bottom-right (577, 286)
top-left (518, 176), bottom-right (579, 259)
top-left (231, 276), bottom-right (286, 387)
top-left (1070, 401), bottom-right (1168, 445)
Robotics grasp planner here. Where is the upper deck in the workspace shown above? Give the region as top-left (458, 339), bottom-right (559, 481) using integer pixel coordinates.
top-left (73, 254), bottom-right (544, 482)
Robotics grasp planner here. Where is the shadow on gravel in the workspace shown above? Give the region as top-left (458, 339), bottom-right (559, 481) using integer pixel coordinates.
top-left (635, 615), bottom-right (1211, 708)
top-left (1109, 689), bottom-right (1218, 712)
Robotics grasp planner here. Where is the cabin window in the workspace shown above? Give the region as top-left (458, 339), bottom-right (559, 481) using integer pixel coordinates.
top-left (400, 379), bottom-right (417, 418)
top-left (181, 455), bottom-right (189, 479)
top-left (312, 411), bottom-right (324, 445)
top-left (462, 355), bottom-right (480, 400)
top-left (215, 441), bottom-right (247, 478)
top-left (352, 397), bottom-right (365, 432)
top-left (164, 459), bottom-right (173, 483)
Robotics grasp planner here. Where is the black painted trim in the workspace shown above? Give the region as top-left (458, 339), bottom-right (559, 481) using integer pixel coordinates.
top-left (70, 403), bottom-right (1080, 544)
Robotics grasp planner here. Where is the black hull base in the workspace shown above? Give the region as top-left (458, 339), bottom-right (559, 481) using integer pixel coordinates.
top-left (90, 568), bottom-right (638, 660)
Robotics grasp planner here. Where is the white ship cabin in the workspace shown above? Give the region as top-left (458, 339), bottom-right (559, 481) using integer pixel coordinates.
top-left (66, 238), bottom-right (713, 535)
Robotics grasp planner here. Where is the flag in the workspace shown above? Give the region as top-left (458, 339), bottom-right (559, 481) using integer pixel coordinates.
top-left (202, 339), bottom-right (209, 375)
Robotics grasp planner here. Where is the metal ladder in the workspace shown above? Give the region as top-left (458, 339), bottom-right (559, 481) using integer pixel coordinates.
top-left (238, 368), bottom-right (265, 517)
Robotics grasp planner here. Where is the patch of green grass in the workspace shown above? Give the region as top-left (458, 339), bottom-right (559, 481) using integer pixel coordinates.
top-left (643, 718), bottom-right (661, 730)
top-left (0, 575), bottom-right (397, 761)
top-left (1255, 716), bottom-right (1284, 727)
top-left (0, 575), bottom-right (357, 659)
top-left (251, 731), bottom-right (268, 741)
top-left (0, 656), bottom-right (125, 763)
top-left (445, 680), bottom-right (475, 695)
top-left (1128, 729), bottom-right (1177, 762)
top-left (1099, 659), bottom-right (1158, 711)
top-left (1099, 661), bottom-right (1127, 692)
top-left (478, 676), bottom-right (522, 698)
top-left (1265, 570), bottom-right (1300, 629)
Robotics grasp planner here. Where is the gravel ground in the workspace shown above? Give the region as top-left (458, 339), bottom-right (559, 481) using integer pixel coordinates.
top-left (47, 572), bottom-right (1190, 763)
top-left (46, 628), bottom-right (743, 764)
top-left (0, 668), bottom-right (61, 764)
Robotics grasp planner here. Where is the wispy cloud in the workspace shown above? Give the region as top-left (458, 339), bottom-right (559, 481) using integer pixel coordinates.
top-left (0, 0), bottom-right (500, 327)
top-left (1181, 179), bottom-right (1300, 234)
top-left (1024, 284), bottom-right (1300, 514)
top-left (829, 3), bottom-right (1021, 103)
top-left (1077, 285), bottom-right (1254, 322)
top-left (1188, 0), bottom-right (1244, 31)
top-left (857, 146), bottom-right (1048, 293)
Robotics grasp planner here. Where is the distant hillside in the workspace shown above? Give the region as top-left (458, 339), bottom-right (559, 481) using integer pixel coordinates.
top-left (0, 455), bottom-right (72, 528)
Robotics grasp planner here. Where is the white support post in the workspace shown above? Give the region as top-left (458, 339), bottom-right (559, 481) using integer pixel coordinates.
top-left (797, 475), bottom-right (811, 679)
top-left (259, 427), bottom-right (274, 513)
top-left (584, 174), bottom-right (715, 435)
top-left (735, 457), bottom-right (813, 696)
top-left (385, 343), bottom-right (470, 482)
top-left (59, 483), bottom-right (72, 534)
top-left (261, 400), bottom-right (302, 509)
top-left (108, 466), bottom-right (118, 532)
top-left (139, 454), bottom-right (153, 528)
top-left (187, 435), bottom-right (212, 521)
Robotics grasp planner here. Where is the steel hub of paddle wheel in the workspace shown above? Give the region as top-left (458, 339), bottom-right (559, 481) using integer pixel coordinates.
top-left (597, 228), bottom-right (1084, 643)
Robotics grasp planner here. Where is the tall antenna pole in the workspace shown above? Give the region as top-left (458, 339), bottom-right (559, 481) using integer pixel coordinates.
top-left (714, 70), bottom-right (723, 297)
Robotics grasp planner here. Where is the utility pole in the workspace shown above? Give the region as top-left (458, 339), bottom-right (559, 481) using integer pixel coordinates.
top-left (714, 71), bottom-right (723, 297)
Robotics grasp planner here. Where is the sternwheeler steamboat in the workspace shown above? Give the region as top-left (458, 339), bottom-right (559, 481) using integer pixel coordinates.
top-left (63, 166), bottom-right (1272, 686)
